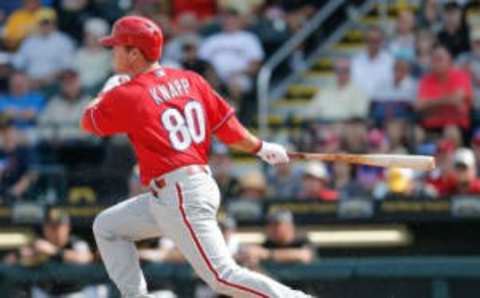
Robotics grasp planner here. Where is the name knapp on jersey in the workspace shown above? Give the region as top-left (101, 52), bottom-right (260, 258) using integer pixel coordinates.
top-left (149, 78), bottom-right (190, 104)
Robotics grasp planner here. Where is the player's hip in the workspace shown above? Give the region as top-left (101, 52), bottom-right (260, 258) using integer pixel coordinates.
top-left (149, 164), bottom-right (221, 210)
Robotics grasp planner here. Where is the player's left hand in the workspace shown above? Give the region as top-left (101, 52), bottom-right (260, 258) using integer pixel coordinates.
top-left (257, 141), bottom-right (290, 165)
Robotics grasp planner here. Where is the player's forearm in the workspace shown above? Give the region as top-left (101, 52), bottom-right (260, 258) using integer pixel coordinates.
top-left (228, 132), bottom-right (262, 154)
top-left (215, 116), bottom-right (262, 154)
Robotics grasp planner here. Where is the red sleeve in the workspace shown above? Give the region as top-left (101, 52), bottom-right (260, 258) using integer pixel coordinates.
top-left (417, 76), bottom-right (430, 101)
top-left (459, 70), bottom-right (473, 106)
top-left (192, 73), bottom-right (235, 132)
top-left (81, 87), bottom-right (134, 136)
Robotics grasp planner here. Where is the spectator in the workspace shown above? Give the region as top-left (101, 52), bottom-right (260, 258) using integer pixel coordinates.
top-left (427, 138), bottom-right (456, 195)
top-left (416, 0), bottom-right (443, 31)
top-left (306, 58), bottom-right (370, 121)
top-left (298, 161), bottom-right (338, 201)
top-left (227, 170), bottom-right (266, 220)
top-left (266, 158), bottom-right (302, 199)
top-left (72, 18), bottom-right (112, 93)
top-left (180, 35), bottom-right (222, 92)
top-left (0, 71), bottom-right (45, 130)
top-left (0, 115), bottom-right (37, 202)
top-left (38, 69), bottom-right (90, 142)
top-left (32, 209), bottom-right (94, 298)
top-left (210, 143), bottom-right (240, 200)
top-left (240, 209), bottom-right (314, 268)
top-left (199, 9), bottom-right (264, 92)
top-left (457, 27), bottom-right (480, 107)
top-left (0, 53), bottom-right (12, 94)
top-left (12, 8), bottom-right (75, 88)
top-left (413, 29), bottom-right (437, 77)
top-left (172, 0), bottom-right (217, 20)
top-left (389, 10), bottom-right (416, 61)
top-left (342, 119), bottom-right (368, 153)
top-left (163, 12), bottom-right (201, 63)
top-left (352, 25), bottom-right (394, 97)
top-left (2, 0), bottom-right (43, 50)
top-left (373, 167), bottom-right (438, 200)
top-left (374, 58), bottom-right (417, 102)
top-left (367, 129), bottom-right (389, 154)
top-left (385, 119), bottom-right (410, 154)
top-left (437, 1), bottom-right (470, 58)
top-left (431, 148), bottom-right (480, 196)
top-left (332, 160), bottom-right (367, 199)
top-left (416, 46), bottom-right (473, 131)
top-left (472, 129), bottom-right (480, 173)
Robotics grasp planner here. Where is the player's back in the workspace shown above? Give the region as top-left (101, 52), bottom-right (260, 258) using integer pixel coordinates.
top-left (94, 67), bottom-right (233, 185)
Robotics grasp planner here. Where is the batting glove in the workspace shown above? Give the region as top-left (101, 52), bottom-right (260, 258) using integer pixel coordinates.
top-left (257, 141), bottom-right (290, 165)
top-left (100, 74), bottom-right (130, 93)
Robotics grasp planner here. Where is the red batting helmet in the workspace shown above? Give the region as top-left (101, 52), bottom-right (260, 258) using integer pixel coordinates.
top-left (99, 16), bottom-right (163, 61)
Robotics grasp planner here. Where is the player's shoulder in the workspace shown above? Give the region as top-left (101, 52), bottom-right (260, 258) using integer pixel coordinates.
top-left (102, 78), bottom-right (143, 102)
top-left (162, 66), bottom-right (202, 80)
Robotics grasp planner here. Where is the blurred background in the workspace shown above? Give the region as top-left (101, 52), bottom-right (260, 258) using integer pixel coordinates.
top-left (1, 0), bottom-right (480, 297)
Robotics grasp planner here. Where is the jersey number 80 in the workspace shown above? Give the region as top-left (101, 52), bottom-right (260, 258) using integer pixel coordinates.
top-left (161, 101), bottom-right (206, 151)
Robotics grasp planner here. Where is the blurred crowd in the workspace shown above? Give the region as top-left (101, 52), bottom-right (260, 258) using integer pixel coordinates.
top-left (0, 0), bottom-right (478, 211)
top-left (0, 0), bottom-right (321, 203)
top-left (209, 0), bottom-right (480, 213)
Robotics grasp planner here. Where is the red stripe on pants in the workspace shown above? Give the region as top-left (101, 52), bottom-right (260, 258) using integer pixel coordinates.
top-left (175, 183), bottom-right (269, 298)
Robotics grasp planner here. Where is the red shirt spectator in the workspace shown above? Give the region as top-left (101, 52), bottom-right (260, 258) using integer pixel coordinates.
top-left (299, 161), bottom-right (338, 201)
top-left (430, 148), bottom-right (480, 196)
top-left (417, 46), bottom-right (473, 129)
top-left (173, 0), bottom-right (216, 20)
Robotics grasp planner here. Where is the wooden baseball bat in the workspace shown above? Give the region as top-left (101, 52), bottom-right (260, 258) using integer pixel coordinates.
top-left (288, 152), bottom-right (435, 171)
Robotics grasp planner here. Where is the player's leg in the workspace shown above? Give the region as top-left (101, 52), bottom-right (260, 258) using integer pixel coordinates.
top-left (93, 193), bottom-right (162, 298)
top-left (151, 174), bottom-right (311, 298)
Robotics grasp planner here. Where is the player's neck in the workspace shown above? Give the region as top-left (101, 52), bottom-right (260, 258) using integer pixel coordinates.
top-left (128, 62), bottom-right (161, 77)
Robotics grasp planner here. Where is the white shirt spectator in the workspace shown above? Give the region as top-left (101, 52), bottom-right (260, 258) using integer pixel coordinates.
top-left (373, 75), bottom-right (418, 102)
top-left (13, 31), bottom-right (74, 80)
top-left (306, 82), bottom-right (370, 121)
top-left (73, 49), bottom-right (111, 90)
top-left (38, 94), bottom-right (90, 140)
top-left (352, 50), bottom-right (394, 97)
top-left (199, 30), bottom-right (264, 81)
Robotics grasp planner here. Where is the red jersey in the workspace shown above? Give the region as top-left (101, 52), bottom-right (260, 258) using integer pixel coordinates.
top-left (82, 67), bottom-right (234, 185)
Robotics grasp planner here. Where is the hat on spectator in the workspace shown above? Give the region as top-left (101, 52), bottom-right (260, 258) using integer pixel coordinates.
top-left (34, 8), bottom-right (57, 24)
top-left (303, 161), bottom-right (329, 181)
top-left (453, 148), bottom-right (476, 169)
top-left (44, 209), bottom-right (70, 225)
top-left (84, 17), bottom-right (109, 37)
top-left (267, 209), bottom-right (294, 224)
top-left (387, 167), bottom-right (413, 193)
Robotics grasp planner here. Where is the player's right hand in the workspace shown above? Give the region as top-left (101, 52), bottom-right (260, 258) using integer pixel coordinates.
top-left (256, 141), bottom-right (290, 165)
top-left (100, 74), bottom-right (130, 93)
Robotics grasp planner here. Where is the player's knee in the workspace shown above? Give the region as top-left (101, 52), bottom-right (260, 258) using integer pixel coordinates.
top-left (208, 264), bottom-right (241, 295)
top-left (92, 211), bottom-right (111, 239)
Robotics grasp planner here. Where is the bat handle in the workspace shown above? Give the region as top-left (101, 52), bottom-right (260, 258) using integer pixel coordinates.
top-left (287, 152), bottom-right (305, 159)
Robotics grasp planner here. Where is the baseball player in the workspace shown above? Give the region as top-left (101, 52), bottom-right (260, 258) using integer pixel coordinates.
top-left (81, 16), bottom-right (312, 298)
